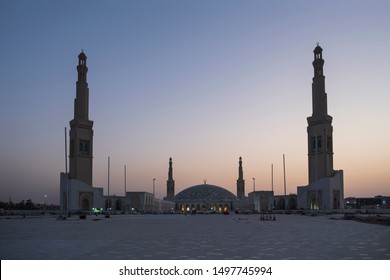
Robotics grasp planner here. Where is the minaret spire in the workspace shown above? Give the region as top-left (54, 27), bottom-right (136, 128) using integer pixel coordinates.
top-left (307, 44), bottom-right (334, 184)
top-left (298, 44), bottom-right (344, 210)
top-left (69, 50), bottom-right (94, 186)
top-left (236, 157), bottom-right (245, 199)
top-left (164, 157), bottom-right (175, 201)
top-left (74, 50), bottom-right (89, 120)
top-left (168, 157), bottom-right (173, 181)
top-left (238, 157), bottom-right (243, 180)
top-left (311, 44), bottom-right (328, 119)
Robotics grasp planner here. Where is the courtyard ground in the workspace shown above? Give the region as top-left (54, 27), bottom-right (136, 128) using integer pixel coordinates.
top-left (0, 213), bottom-right (389, 260)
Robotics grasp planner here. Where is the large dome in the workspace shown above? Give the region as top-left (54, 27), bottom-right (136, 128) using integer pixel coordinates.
top-left (175, 184), bottom-right (238, 201)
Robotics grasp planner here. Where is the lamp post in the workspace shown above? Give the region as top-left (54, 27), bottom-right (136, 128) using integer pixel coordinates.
top-left (64, 127), bottom-right (68, 215)
top-left (124, 165), bottom-right (127, 195)
top-left (44, 195), bottom-right (47, 213)
top-left (315, 137), bottom-right (318, 210)
top-left (124, 165), bottom-right (127, 212)
top-left (153, 178), bottom-right (155, 198)
top-left (283, 154), bottom-right (286, 196)
top-left (108, 156), bottom-right (110, 210)
top-left (252, 178), bottom-right (256, 212)
top-left (271, 164), bottom-right (274, 192)
top-left (153, 178), bottom-right (156, 213)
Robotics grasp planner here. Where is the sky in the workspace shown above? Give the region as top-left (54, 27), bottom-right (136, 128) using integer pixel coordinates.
top-left (0, 0), bottom-right (389, 204)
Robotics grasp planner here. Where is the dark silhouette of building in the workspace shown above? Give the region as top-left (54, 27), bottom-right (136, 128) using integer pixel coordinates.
top-left (297, 44), bottom-right (344, 210)
top-left (307, 44), bottom-right (334, 183)
top-left (236, 157), bottom-right (246, 199)
top-left (69, 51), bottom-right (94, 186)
top-left (164, 157), bottom-right (175, 200)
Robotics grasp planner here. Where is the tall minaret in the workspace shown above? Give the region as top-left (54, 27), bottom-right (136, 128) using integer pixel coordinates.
top-left (69, 51), bottom-right (94, 186)
top-left (164, 157), bottom-right (175, 200)
top-left (307, 44), bottom-right (334, 184)
top-left (236, 157), bottom-right (245, 199)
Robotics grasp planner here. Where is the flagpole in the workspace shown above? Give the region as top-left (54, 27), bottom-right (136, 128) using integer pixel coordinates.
top-left (315, 138), bottom-right (318, 210)
top-left (124, 165), bottom-right (127, 195)
top-left (108, 156), bottom-right (110, 210)
top-left (124, 164), bottom-right (127, 212)
top-left (65, 127), bottom-right (69, 214)
top-left (271, 163), bottom-right (274, 192)
top-left (271, 163), bottom-right (275, 210)
top-left (283, 154), bottom-right (286, 196)
top-left (283, 154), bottom-right (287, 210)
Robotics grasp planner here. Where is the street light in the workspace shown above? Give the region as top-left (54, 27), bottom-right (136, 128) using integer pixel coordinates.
top-left (44, 195), bottom-right (47, 213)
top-left (152, 178), bottom-right (156, 213)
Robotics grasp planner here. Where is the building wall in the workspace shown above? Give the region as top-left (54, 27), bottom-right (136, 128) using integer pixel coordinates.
top-left (124, 192), bottom-right (154, 212)
top-left (60, 173), bottom-right (104, 211)
top-left (307, 119), bottom-right (334, 184)
top-left (69, 122), bottom-right (94, 186)
top-left (233, 198), bottom-right (249, 212)
top-left (60, 180), bottom-right (176, 213)
top-left (274, 194), bottom-right (297, 210)
top-left (154, 199), bottom-right (176, 213)
top-left (297, 170), bottom-right (344, 210)
top-left (248, 191), bottom-right (274, 212)
top-left (175, 200), bottom-right (237, 212)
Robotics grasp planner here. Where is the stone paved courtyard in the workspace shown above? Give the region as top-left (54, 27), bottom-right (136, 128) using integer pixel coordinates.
top-left (1, 213), bottom-right (389, 260)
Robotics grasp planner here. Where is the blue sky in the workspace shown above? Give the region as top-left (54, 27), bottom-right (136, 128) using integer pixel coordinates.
top-left (1, 0), bottom-right (389, 204)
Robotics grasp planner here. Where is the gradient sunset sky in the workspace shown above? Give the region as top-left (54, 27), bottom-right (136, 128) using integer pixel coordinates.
top-left (1, 0), bottom-right (389, 204)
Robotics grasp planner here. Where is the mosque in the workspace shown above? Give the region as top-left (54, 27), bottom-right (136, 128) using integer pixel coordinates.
top-left (60, 45), bottom-right (344, 213)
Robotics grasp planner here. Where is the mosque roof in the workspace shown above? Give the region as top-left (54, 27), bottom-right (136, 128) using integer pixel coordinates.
top-left (175, 184), bottom-right (238, 201)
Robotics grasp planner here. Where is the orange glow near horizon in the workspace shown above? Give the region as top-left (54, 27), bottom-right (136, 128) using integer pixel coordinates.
top-left (1, 1), bottom-right (389, 204)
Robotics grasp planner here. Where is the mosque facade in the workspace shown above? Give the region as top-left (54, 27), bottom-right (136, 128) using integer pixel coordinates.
top-left (60, 45), bottom-right (343, 213)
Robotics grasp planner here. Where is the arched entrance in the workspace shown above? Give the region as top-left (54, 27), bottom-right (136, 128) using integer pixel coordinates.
top-left (309, 191), bottom-right (322, 209)
top-left (81, 198), bottom-right (90, 210)
top-left (116, 199), bottom-right (122, 210)
top-left (333, 190), bottom-right (341, 209)
top-left (310, 197), bottom-right (319, 210)
top-left (277, 199), bottom-right (285, 210)
top-left (79, 192), bottom-right (93, 210)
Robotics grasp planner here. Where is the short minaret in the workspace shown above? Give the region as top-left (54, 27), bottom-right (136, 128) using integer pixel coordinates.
top-left (69, 51), bottom-right (94, 186)
top-left (236, 157), bottom-right (245, 199)
top-left (164, 157), bottom-right (175, 200)
top-left (307, 44), bottom-right (334, 184)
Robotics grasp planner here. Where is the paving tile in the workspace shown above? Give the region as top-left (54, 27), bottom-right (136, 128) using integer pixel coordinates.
top-left (0, 214), bottom-right (389, 259)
